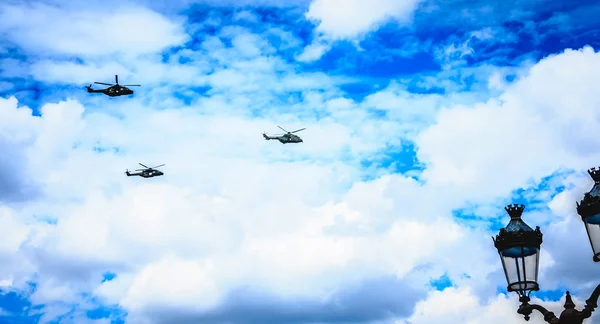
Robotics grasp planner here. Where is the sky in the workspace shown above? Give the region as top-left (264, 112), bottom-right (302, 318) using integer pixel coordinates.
top-left (1, 0), bottom-right (600, 323)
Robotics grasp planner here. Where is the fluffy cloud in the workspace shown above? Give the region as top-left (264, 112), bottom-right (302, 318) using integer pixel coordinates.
top-left (298, 0), bottom-right (426, 61)
top-left (305, 0), bottom-right (425, 39)
top-left (0, 93), bottom-right (504, 323)
top-left (416, 46), bottom-right (600, 204)
top-left (402, 287), bottom-right (577, 324)
top-left (0, 2), bottom-right (188, 57)
top-left (1, 1), bottom-right (600, 323)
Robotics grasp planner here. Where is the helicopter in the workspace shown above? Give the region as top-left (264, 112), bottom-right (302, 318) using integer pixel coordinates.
top-left (86, 75), bottom-right (140, 97)
top-left (263, 126), bottom-right (305, 144)
top-left (125, 163), bottom-right (164, 178)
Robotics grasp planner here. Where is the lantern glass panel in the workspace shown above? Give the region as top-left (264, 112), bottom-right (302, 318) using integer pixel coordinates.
top-left (584, 213), bottom-right (600, 261)
top-left (500, 246), bottom-right (539, 292)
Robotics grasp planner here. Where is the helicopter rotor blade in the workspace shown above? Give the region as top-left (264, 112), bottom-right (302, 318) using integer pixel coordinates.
top-left (291, 128), bottom-right (306, 133)
top-left (277, 125), bottom-right (288, 133)
top-left (115, 75), bottom-right (119, 84)
top-left (151, 164), bottom-right (165, 169)
top-left (122, 84), bottom-right (140, 86)
top-left (94, 82), bottom-right (113, 86)
top-left (139, 163), bottom-right (149, 168)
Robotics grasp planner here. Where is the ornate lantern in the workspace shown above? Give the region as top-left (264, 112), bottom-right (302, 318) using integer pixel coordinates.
top-left (577, 167), bottom-right (600, 262)
top-left (493, 204), bottom-right (543, 297)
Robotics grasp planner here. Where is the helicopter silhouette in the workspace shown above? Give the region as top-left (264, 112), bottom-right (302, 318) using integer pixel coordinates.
top-left (263, 126), bottom-right (305, 144)
top-left (86, 75), bottom-right (140, 97)
top-left (125, 163), bottom-right (164, 178)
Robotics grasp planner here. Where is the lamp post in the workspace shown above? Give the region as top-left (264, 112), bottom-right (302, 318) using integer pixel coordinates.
top-left (492, 167), bottom-right (600, 324)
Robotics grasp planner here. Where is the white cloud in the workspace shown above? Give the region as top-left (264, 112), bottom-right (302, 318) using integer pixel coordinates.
top-left (295, 38), bottom-right (332, 62)
top-left (432, 27), bottom-right (521, 69)
top-left (298, 0), bottom-right (426, 61)
top-left (0, 92), bottom-right (495, 322)
top-left (305, 0), bottom-right (425, 39)
top-left (120, 256), bottom-right (222, 311)
top-left (416, 46), bottom-right (600, 204)
top-left (233, 10), bottom-right (259, 22)
top-left (0, 2), bottom-right (188, 57)
top-left (1, 1), bottom-right (600, 322)
top-left (401, 287), bottom-right (588, 324)
top-left (0, 208), bottom-right (30, 255)
top-left (434, 41), bottom-right (475, 69)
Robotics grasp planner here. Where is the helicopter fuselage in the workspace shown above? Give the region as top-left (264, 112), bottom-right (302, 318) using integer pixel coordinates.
top-left (126, 170), bottom-right (163, 178)
top-left (263, 126), bottom-right (305, 144)
top-left (88, 86), bottom-right (134, 97)
top-left (263, 133), bottom-right (303, 144)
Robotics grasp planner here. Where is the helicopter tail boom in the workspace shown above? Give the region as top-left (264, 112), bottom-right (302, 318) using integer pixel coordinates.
top-left (86, 86), bottom-right (104, 93)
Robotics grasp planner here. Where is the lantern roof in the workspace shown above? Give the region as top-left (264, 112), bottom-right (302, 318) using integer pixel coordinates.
top-left (493, 204), bottom-right (543, 252)
top-left (577, 168), bottom-right (600, 218)
top-left (504, 204), bottom-right (534, 232)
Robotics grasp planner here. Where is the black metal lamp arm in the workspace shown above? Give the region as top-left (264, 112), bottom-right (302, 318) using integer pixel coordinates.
top-left (581, 284), bottom-right (600, 319)
top-left (518, 298), bottom-right (560, 323)
top-left (516, 287), bottom-right (600, 324)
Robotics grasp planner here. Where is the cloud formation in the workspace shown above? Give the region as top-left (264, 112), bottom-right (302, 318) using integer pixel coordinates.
top-left (0, 3), bottom-right (189, 57)
top-left (1, 0), bottom-right (600, 323)
top-left (306, 0), bottom-right (425, 39)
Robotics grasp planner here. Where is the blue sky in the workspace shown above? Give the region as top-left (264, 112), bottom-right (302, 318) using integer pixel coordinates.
top-left (1, 0), bottom-right (600, 323)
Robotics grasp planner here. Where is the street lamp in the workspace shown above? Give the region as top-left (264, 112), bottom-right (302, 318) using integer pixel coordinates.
top-left (492, 167), bottom-right (600, 324)
top-left (577, 167), bottom-right (600, 263)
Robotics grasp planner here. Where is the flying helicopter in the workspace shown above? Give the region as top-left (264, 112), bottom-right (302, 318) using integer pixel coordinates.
top-left (125, 163), bottom-right (164, 178)
top-left (263, 126), bottom-right (305, 144)
top-left (86, 75), bottom-right (140, 97)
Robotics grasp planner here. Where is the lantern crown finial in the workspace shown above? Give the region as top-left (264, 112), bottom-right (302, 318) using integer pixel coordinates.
top-left (564, 291), bottom-right (575, 309)
top-left (588, 167), bottom-right (600, 182)
top-left (505, 204), bottom-right (525, 220)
